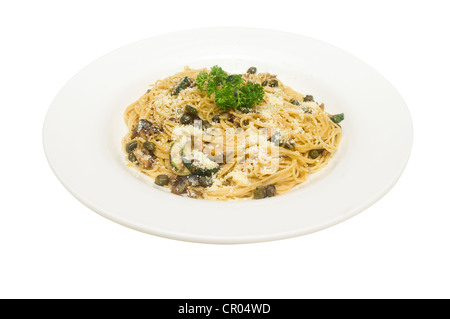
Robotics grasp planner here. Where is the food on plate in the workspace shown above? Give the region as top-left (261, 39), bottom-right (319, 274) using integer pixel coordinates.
top-left (122, 66), bottom-right (344, 200)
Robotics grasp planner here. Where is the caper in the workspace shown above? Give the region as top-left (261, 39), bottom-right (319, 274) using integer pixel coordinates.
top-left (309, 149), bottom-right (320, 159)
top-left (212, 115), bottom-right (220, 123)
top-left (128, 152), bottom-right (137, 162)
top-left (226, 74), bottom-right (239, 83)
top-left (266, 184), bottom-right (276, 197)
top-left (125, 140), bottom-right (138, 153)
top-left (242, 119), bottom-right (249, 126)
top-left (303, 95), bottom-right (314, 102)
top-left (184, 105), bottom-right (198, 116)
top-left (143, 141), bottom-right (156, 152)
top-left (198, 176), bottom-right (213, 188)
top-left (180, 113), bottom-right (194, 125)
top-left (155, 174), bottom-right (170, 186)
top-left (247, 67), bottom-right (257, 74)
top-left (269, 133), bottom-right (282, 146)
top-left (262, 80), bottom-right (268, 86)
top-left (254, 186), bottom-right (267, 199)
top-left (283, 141), bottom-right (295, 150)
top-left (269, 80), bottom-right (278, 87)
top-left (290, 99), bottom-right (300, 106)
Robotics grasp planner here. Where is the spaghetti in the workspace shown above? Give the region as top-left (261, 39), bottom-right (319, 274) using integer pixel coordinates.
top-left (122, 66), bottom-right (343, 200)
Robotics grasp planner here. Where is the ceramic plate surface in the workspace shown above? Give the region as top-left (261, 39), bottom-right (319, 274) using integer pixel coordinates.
top-left (43, 27), bottom-right (413, 244)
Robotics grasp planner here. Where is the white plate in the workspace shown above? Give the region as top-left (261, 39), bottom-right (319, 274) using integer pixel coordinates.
top-left (43, 27), bottom-right (413, 244)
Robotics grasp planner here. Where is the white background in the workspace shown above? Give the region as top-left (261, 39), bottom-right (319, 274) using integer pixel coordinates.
top-left (1, 0), bottom-right (449, 299)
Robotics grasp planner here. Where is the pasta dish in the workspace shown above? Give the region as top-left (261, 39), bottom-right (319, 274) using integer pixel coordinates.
top-left (122, 66), bottom-right (344, 200)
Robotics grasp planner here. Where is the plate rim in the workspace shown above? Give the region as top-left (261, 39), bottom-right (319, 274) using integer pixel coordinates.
top-left (42, 26), bottom-right (413, 244)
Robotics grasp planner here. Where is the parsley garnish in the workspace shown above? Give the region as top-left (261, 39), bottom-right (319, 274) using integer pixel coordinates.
top-left (196, 66), bottom-right (265, 110)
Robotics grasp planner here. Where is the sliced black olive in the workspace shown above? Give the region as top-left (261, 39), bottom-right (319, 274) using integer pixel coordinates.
top-left (266, 185), bottom-right (276, 197)
top-left (125, 141), bottom-right (138, 153)
top-left (247, 67), bottom-right (257, 74)
top-left (155, 174), bottom-right (170, 186)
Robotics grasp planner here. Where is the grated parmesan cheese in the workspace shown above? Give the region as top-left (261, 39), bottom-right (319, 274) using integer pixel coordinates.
top-left (300, 101), bottom-right (319, 109)
top-left (225, 171), bottom-right (250, 186)
top-left (190, 150), bottom-right (219, 170)
top-left (208, 178), bottom-right (223, 192)
top-left (266, 93), bottom-right (285, 107)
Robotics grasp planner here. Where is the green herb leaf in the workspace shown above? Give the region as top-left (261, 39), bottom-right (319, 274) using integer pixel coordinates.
top-left (329, 113), bottom-right (345, 124)
top-left (196, 66), bottom-right (265, 110)
top-left (172, 76), bottom-right (192, 95)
